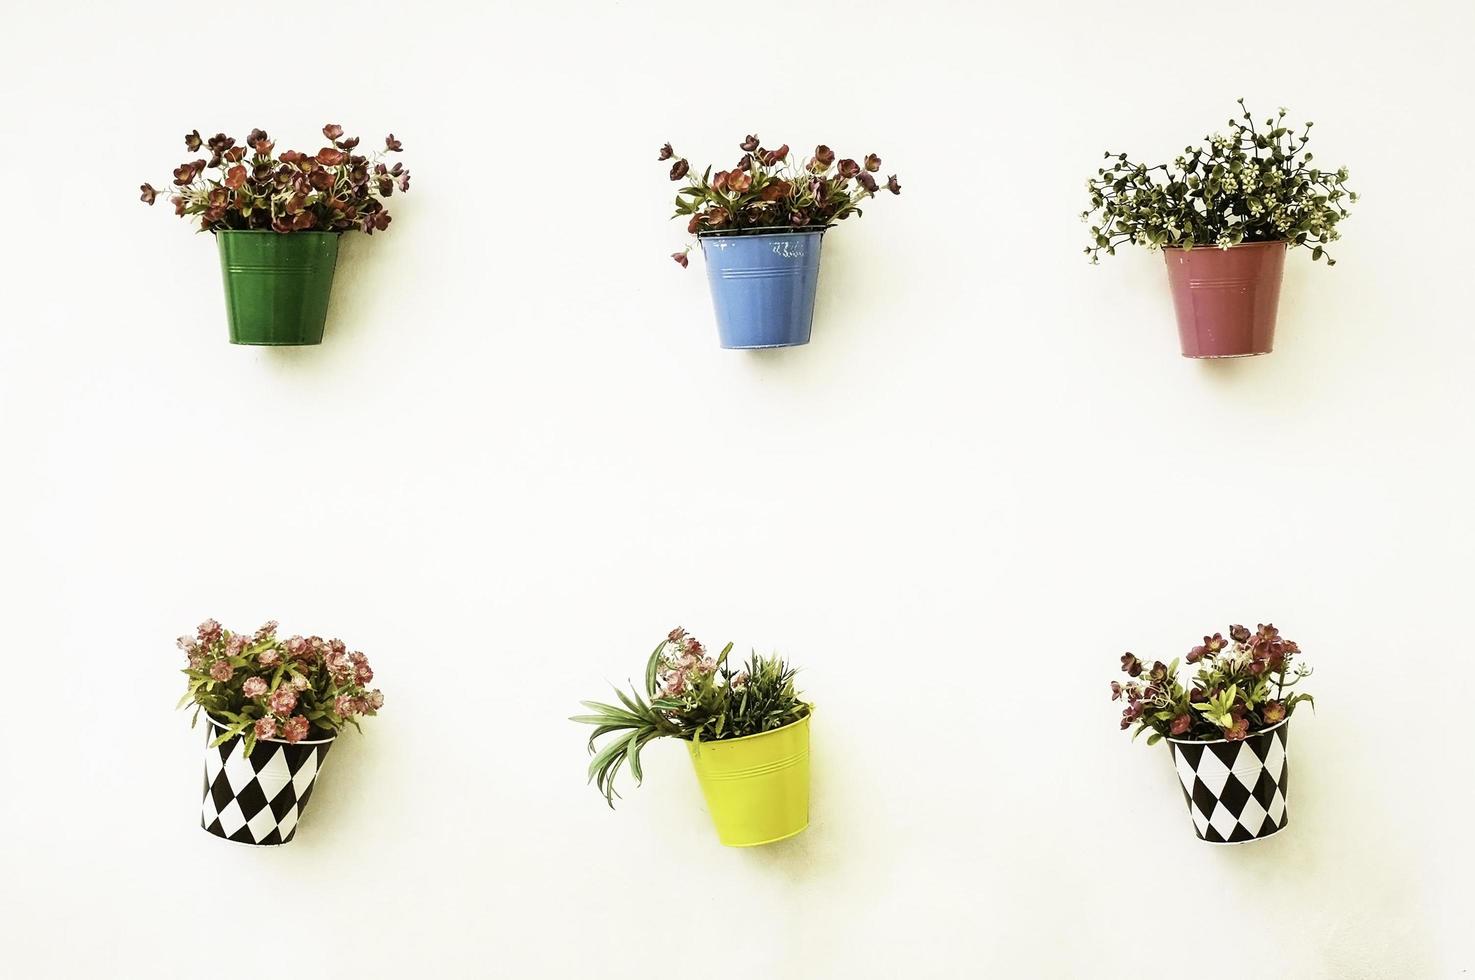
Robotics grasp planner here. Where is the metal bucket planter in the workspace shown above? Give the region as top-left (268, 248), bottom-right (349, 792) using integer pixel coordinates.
top-left (1166, 717), bottom-right (1290, 844)
top-left (686, 713), bottom-right (811, 846)
top-left (698, 228), bottom-right (825, 349)
top-left (200, 716), bottom-right (335, 845)
top-left (216, 230), bottom-right (340, 346)
top-left (1162, 241), bottom-right (1286, 357)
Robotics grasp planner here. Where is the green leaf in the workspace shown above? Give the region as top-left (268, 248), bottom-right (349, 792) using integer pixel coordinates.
top-left (586, 736), bottom-right (629, 784)
top-left (569, 714), bottom-right (629, 727)
top-left (578, 723), bottom-right (622, 753)
top-left (644, 641), bottom-right (665, 697)
top-left (208, 718), bottom-right (250, 748)
top-left (625, 729), bottom-right (646, 785)
top-left (579, 700), bottom-right (643, 723)
top-left (614, 685), bottom-right (646, 718)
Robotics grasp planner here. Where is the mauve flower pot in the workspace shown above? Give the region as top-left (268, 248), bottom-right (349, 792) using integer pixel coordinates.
top-left (216, 230), bottom-right (340, 346)
top-left (686, 713), bottom-right (811, 846)
top-left (200, 716), bottom-right (334, 845)
top-left (1162, 241), bottom-right (1286, 358)
top-left (698, 228), bottom-right (824, 349)
top-left (1166, 718), bottom-right (1290, 844)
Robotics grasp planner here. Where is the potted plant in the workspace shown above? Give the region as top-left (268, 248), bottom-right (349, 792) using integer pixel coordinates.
top-left (572, 627), bottom-right (812, 846)
top-left (1083, 101), bottom-right (1356, 358)
top-left (661, 137), bottom-right (900, 349)
top-left (141, 124), bottom-right (410, 346)
top-left (1112, 623), bottom-right (1314, 844)
top-left (177, 619), bottom-right (384, 845)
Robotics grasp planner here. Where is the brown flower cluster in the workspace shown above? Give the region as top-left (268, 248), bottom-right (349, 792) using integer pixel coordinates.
top-left (1112, 623), bottom-right (1313, 744)
top-left (660, 135), bottom-right (900, 266)
top-left (141, 124), bottom-right (409, 234)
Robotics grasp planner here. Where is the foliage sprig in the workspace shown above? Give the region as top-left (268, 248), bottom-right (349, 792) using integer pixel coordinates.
top-left (661, 135), bottom-right (900, 266)
top-left (1112, 623), bottom-right (1313, 744)
top-left (1083, 101), bottom-right (1355, 263)
top-left (571, 627), bottom-right (810, 806)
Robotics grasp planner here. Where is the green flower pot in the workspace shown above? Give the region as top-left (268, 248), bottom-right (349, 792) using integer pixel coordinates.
top-left (215, 230), bottom-right (340, 346)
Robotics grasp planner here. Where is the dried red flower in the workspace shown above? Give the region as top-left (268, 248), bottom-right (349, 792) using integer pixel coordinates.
top-left (864, 153), bottom-right (881, 173)
top-left (837, 158), bottom-right (860, 179)
top-left (384, 133), bottom-right (403, 151)
top-left (669, 159), bottom-right (689, 181)
top-left (671, 251), bottom-right (689, 268)
top-left (758, 180), bottom-right (789, 202)
top-left (740, 134), bottom-right (760, 151)
top-left (172, 161), bottom-right (203, 186)
top-left (659, 143), bottom-right (675, 161)
top-left (146, 124), bottom-right (408, 234)
top-left (139, 183), bottom-right (158, 205)
top-left (887, 174), bottom-right (901, 194)
top-left (184, 130), bottom-right (203, 152)
top-left (323, 123), bottom-right (344, 140)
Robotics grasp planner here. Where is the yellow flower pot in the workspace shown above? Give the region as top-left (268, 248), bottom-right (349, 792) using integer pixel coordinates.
top-left (686, 713), bottom-right (811, 847)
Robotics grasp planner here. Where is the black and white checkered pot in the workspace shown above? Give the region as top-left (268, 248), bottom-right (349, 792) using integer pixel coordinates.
top-left (200, 717), bottom-right (334, 845)
top-left (1166, 718), bottom-right (1290, 844)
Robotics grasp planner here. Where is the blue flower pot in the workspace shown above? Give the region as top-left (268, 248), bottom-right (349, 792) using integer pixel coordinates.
top-left (699, 229), bottom-right (825, 349)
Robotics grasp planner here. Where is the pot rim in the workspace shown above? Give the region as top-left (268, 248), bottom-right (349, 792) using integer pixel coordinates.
top-left (205, 712), bottom-right (337, 746)
top-left (1161, 239), bottom-right (1288, 253)
top-left (684, 707), bottom-right (812, 745)
top-left (211, 228), bottom-right (344, 237)
top-left (698, 226), bottom-right (828, 239)
top-left (1165, 714), bottom-right (1290, 747)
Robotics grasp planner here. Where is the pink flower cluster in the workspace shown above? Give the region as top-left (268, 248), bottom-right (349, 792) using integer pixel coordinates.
top-left (180, 619), bottom-right (384, 744)
top-left (657, 627), bottom-right (717, 697)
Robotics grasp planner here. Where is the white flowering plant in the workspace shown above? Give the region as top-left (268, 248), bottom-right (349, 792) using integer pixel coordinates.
top-left (571, 628), bottom-right (810, 806)
top-left (178, 619), bottom-right (384, 757)
top-left (1083, 100), bottom-right (1356, 263)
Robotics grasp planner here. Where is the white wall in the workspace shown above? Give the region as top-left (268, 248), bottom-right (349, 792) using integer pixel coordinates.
top-left (1, 1), bottom-right (1471, 976)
